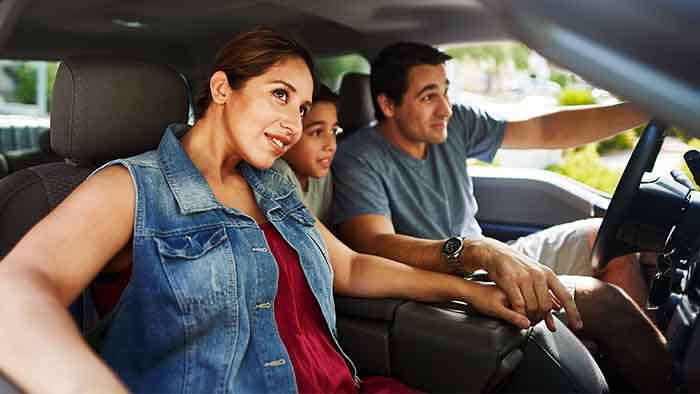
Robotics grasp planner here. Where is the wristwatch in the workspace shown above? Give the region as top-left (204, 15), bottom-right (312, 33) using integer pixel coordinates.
top-left (442, 236), bottom-right (466, 277)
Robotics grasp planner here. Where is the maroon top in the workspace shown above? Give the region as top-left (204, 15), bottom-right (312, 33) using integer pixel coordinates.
top-left (262, 221), bottom-right (357, 393)
top-left (261, 222), bottom-right (420, 394)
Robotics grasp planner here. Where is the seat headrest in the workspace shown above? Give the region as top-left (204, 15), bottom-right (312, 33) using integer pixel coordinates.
top-left (50, 56), bottom-right (189, 164)
top-left (338, 73), bottom-right (375, 134)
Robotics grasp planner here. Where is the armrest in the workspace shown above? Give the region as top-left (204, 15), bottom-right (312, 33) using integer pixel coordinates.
top-left (391, 301), bottom-right (528, 392)
top-left (334, 296), bottom-right (405, 321)
top-left (334, 296), bottom-right (529, 391)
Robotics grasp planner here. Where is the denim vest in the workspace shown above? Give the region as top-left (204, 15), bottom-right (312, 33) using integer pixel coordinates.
top-left (90, 125), bottom-right (357, 393)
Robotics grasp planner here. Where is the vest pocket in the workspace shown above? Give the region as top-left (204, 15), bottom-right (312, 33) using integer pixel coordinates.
top-left (155, 226), bottom-right (235, 313)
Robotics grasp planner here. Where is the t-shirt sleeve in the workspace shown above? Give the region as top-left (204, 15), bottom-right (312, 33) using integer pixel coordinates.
top-left (331, 149), bottom-right (391, 226)
top-left (451, 103), bottom-right (507, 162)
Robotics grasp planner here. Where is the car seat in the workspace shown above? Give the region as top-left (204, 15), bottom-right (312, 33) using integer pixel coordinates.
top-left (0, 56), bottom-right (189, 336)
top-left (338, 72), bottom-right (375, 139)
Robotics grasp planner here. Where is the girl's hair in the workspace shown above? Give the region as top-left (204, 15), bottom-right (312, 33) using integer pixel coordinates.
top-left (194, 27), bottom-right (315, 120)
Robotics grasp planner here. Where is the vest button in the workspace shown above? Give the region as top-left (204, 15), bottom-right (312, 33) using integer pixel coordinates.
top-left (263, 358), bottom-right (286, 367)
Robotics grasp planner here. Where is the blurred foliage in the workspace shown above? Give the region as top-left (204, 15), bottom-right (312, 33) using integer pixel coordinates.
top-left (549, 70), bottom-right (580, 89)
top-left (315, 54), bottom-right (369, 91)
top-left (467, 157), bottom-right (499, 167)
top-left (597, 130), bottom-right (637, 154)
top-left (558, 88), bottom-right (595, 106)
top-left (632, 124), bottom-right (692, 142)
top-left (14, 63), bottom-right (37, 104)
top-left (8, 61), bottom-right (59, 111)
top-left (444, 42), bottom-right (530, 70)
top-left (546, 144), bottom-right (622, 195)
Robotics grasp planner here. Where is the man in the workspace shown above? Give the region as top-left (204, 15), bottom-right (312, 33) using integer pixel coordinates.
top-left (332, 42), bottom-right (670, 391)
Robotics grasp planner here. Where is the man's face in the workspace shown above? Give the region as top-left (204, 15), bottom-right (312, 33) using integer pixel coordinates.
top-left (391, 64), bottom-right (453, 144)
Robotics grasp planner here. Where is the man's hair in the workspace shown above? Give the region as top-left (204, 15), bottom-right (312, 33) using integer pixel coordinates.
top-left (370, 42), bottom-right (451, 121)
top-left (314, 83), bottom-right (339, 109)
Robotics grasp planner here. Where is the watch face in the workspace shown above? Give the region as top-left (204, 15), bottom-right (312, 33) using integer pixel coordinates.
top-left (444, 238), bottom-right (462, 255)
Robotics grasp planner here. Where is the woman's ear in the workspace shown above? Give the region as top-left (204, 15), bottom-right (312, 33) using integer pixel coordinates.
top-left (377, 94), bottom-right (395, 118)
top-left (210, 71), bottom-right (231, 104)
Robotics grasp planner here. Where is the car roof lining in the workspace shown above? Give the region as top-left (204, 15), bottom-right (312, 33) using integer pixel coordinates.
top-left (0, 0), bottom-right (506, 73)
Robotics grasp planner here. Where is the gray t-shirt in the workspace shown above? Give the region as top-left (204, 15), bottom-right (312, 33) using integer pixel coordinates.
top-left (332, 104), bottom-right (506, 239)
top-left (271, 158), bottom-right (333, 226)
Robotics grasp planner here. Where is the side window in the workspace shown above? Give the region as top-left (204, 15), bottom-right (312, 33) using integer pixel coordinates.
top-left (443, 42), bottom-right (693, 195)
top-left (0, 60), bottom-right (58, 153)
top-left (314, 54), bottom-right (370, 91)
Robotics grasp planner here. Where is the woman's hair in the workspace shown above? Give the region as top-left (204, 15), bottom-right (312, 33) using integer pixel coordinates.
top-left (313, 83), bottom-right (339, 109)
top-left (194, 27), bottom-right (315, 120)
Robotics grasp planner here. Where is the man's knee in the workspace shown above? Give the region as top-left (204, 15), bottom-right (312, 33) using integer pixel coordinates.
top-left (569, 276), bottom-right (638, 317)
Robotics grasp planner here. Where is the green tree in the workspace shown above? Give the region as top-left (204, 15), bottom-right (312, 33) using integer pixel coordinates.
top-left (8, 61), bottom-right (59, 111)
top-left (14, 63), bottom-right (37, 104)
top-left (546, 145), bottom-right (622, 194)
top-left (46, 62), bottom-right (58, 111)
top-left (597, 130), bottom-right (637, 154)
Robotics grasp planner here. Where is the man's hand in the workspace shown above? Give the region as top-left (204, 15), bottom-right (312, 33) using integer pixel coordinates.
top-left (461, 237), bottom-right (583, 331)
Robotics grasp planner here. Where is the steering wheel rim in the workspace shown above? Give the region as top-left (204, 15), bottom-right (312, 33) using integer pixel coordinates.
top-left (591, 120), bottom-right (667, 272)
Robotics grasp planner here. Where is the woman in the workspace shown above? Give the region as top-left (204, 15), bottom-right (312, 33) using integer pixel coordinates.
top-left (272, 83), bottom-right (340, 226)
top-left (0, 28), bottom-right (567, 393)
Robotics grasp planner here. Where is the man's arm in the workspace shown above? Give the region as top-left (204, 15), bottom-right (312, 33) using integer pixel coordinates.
top-left (336, 213), bottom-right (583, 329)
top-left (323, 221), bottom-right (535, 330)
top-left (336, 213), bottom-right (452, 273)
top-left (502, 102), bottom-right (649, 149)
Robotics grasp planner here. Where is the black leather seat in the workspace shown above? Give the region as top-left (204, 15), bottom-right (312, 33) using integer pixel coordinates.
top-left (0, 56), bottom-right (188, 394)
top-left (337, 72), bottom-right (375, 139)
top-left (0, 56), bottom-right (189, 258)
top-left (0, 56), bottom-right (189, 345)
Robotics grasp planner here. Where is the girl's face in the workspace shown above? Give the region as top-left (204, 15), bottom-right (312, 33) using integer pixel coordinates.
top-left (220, 57), bottom-right (313, 169)
top-left (282, 101), bottom-right (341, 179)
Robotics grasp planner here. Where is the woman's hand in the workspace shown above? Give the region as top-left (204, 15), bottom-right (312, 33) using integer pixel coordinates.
top-left (461, 237), bottom-right (583, 331)
top-left (463, 280), bottom-right (564, 332)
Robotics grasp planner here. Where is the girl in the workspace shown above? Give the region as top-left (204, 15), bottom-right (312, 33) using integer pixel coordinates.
top-left (272, 84), bottom-right (340, 225)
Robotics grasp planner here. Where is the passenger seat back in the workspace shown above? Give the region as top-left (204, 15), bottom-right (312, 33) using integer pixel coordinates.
top-left (338, 72), bottom-right (375, 139)
top-left (0, 56), bottom-right (189, 257)
top-left (0, 56), bottom-right (189, 334)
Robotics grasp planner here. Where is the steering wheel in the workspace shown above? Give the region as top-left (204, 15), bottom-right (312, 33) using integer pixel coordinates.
top-left (591, 120), bottom-right (667, 272)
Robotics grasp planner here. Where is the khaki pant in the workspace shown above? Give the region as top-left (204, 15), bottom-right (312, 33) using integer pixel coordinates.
top-left (508, 218), bottom-right (601, 277)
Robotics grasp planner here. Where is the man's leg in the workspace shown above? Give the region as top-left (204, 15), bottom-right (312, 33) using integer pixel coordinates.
top-left (583, 224), bottom-right (649, 307)
top-left (563, 275), bottom-right (672, 392)
top-left (509, 218), bottom-right (649, 307)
